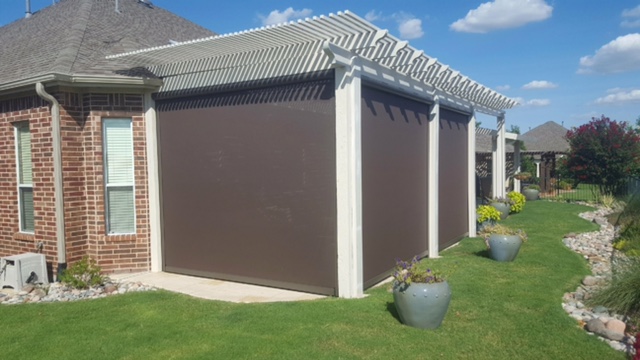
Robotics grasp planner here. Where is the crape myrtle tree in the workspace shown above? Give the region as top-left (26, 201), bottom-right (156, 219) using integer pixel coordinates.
top-left (564, 115), bottom-right (640, 195)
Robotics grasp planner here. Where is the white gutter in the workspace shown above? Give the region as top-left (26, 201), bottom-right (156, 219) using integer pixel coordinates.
top-left (0, 74), bottom-right (162, 96)
top-left (35, 83), bottom-right (66, 275)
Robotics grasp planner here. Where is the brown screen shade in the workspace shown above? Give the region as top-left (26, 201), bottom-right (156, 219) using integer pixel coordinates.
top-left (361, 86), bottom-right (430, 287)
top-left (438, 108), bottom-right (470, 248)
top-left (157, 79), bottom-right (337, 295)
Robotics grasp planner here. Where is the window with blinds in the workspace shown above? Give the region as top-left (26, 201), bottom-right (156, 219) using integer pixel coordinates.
top-left (15, 122), bottom-right (34, 233)
top-left (103, 119), bottom-right (135, 234)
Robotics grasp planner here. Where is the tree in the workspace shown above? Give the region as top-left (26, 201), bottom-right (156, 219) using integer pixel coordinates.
top-left (564, 115), bottom-right (640, 195)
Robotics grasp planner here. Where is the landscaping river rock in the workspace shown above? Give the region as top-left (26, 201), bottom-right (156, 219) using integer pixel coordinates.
top-left (0, 279), bottom-right (156, 305)
top-left (561, 206), bottom-right (637, 356)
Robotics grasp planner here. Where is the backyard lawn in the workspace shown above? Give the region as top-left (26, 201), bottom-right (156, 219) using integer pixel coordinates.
top-left (0, 201), bottom-right (624, 359)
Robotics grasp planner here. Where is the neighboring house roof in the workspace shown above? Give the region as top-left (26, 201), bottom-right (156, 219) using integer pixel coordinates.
top-left (520, 121), bottom-right (569, 153)
top-left (0, 0), bottom-right (215, 87)
top-left (108, 11), bottom-right (517, 115)
top-left (475, 127), bottom-right (516, 153)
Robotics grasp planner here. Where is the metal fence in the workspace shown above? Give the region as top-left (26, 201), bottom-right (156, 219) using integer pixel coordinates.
top-left (542, 177), bottom-right (640, 202)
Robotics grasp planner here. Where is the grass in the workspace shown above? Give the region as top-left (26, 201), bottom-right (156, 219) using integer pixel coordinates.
top-left (0, 201), bottom-right (625, 359)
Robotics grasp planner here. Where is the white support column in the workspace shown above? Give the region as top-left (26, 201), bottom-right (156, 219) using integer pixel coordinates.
top-left (493, 114), bottom-right (507, 198)
top-left (468, 110), bottom-right (477, 238)
top-left (144, 93), bottom-right (163, 272)
top-left (334, 63), bottom-right (364, 298)
top-left (513, 141), bottom-right (521, 193)
top-left (428, 99), bottom-right (440, 258)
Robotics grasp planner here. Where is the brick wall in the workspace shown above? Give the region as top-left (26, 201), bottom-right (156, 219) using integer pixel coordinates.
top-left (0, 91), bottom-right (150, 276)
top-left (0, 96), bottom-right (57, 265)
top-left (80, 93), bottom-right (150, 273)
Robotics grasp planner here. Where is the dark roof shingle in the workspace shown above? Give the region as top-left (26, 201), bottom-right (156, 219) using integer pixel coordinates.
top-left (0, 0), bottom-right (215, 85)
top-left (520, 121), bottom-right (569, 153)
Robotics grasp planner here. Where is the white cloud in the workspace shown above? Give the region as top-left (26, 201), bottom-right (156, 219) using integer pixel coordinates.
top-left (450, 0), bottom-right (552, 33)
top-left (397, 17), bottom-right (424, 39)
top-left (522, 80), bottom-right (558, 89)
top-left (621, 5), bottom-right (640, 28)
top-left (578, 33), bottom-right (640, 74)
top-left (622, 20), bottom-right (640, 28)
top-left (594, 88), bottom-right (640, 105)
top-left (512, 97), bottom-right (550, 107)
top-left (622, 5), bottom-right (640, 18)
top-left (365, 10), bottom-right (381, 22)
top-left (496, 84), bottom-right (511, 91)
top-left (260, 7), bottom-right (312, 26)
top-left (527, 98), bottom-right (551, 107)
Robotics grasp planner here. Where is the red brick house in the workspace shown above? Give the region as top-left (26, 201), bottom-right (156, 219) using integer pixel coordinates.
top-left (1, 1), bottom-right (517, 297)
top-left (0, 0), bottom-right (214, 276)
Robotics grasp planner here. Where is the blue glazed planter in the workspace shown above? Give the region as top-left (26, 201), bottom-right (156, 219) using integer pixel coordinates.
top-left (488, 234), bottom-right (522, 262)
top-left (522, 189), bottom-right (540, 201)
top-left (392, 281), bottom-right (451, 329)
top-left (490, 202), bottom-right (511, 220)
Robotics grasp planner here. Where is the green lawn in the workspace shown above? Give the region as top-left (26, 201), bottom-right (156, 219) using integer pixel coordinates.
top-left (0, 201), bottom-right (624, 359)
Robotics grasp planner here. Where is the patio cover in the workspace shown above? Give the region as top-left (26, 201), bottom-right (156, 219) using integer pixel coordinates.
top-left (108, 11), bottom-right (517, 115)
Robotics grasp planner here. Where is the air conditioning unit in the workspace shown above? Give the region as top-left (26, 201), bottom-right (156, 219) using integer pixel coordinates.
top-left (0, 253), bottom-right (49, 289)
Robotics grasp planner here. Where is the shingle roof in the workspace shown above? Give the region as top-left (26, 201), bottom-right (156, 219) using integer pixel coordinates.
top-left (520, 121), bottom-right (569, 153)
top-left (475, 127), bottom-right (516, 153)
top-left (0, 0), bottom-right (215, 86)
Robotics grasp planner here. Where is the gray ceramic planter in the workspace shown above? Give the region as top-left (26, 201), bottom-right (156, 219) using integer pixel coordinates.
top-left (522, 189), bottom-right (540, 201)
top-left (490, 202), bottom-right (511, 220)
top-left (393, 281), bottom-right (451, 329)
top-left (488, 234), bottom-right (522, 262)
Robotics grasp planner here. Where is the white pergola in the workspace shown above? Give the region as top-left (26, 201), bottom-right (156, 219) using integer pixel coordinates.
top-left (109, 11), bottom-right (518, 298)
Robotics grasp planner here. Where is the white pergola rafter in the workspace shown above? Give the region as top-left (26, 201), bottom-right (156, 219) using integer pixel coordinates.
top-left (108, 11), bottom-right (518, 114)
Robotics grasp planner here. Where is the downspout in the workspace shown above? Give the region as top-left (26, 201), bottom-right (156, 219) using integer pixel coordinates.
top-left (35, 83), bottom-right (66, 277)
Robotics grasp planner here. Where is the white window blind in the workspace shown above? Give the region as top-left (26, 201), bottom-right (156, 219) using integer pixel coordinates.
top-left (16, 122), bottom-right (34, 233)
top-left (103, 119), bottom-right (135, 234)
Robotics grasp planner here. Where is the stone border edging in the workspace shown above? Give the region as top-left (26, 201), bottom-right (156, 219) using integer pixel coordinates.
top-left (561, 206), bottom-right (636, 355)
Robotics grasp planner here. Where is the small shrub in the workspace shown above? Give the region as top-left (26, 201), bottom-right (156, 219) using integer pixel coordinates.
top-left (599, 193), bottom-right (615, 208)
top-left (393, 256), bottom-right (445, 286)
top-left (476, 205), bottom-right (501, 223)
top-left (59, 256), bottom-right (105, 289)
top-left (556, 180), bottom-right (572, 190)
top-left (614, 222), bottom-right (640, 256)
top-left (478, 223), bottom-right (528, 242)
top-left (525, 184), bottom-right (540, 191)
top-left (507, 191), bottom-right (526, 213)
top-left (587, 259), bottom-right (640, 322)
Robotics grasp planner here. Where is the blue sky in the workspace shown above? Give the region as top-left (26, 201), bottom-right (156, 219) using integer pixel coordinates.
top-left (2, 0), bottom-right (640, 132)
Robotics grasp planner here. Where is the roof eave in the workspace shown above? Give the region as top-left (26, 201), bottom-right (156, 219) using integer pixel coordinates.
top-left (0, 73), bottom-right (163, 97)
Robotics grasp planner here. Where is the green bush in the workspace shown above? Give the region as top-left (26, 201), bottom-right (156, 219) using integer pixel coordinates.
top-left (587, 259), bottom-right (640, 322)
top-left (612, 193), bottom-right (640, 256)
top-left (59, 256), bottom-right (106, 289)
top-left (614, 222), bottom-right (640, 256)
top-left (477, 205), bottom-right (501, 223)
top-left (507, 191), bottom-right (526, 213)
top-left (556, 180), bottom-right (572, 190)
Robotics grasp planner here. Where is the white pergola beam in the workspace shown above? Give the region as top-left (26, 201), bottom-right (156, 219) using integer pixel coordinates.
top-left (334, 61), bottom-right (364, 299)
top-left (428, 99), bottom-right (440, 258)
top-left (468, 110), bottom-right (477, 237)
top-left (492, 114), bottom-right (507, 198)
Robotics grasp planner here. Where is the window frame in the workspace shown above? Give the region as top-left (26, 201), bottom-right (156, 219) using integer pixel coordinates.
top-left (102, 118), bottom-right (136, 235)
top-left (15, 122), bottom-right (34, 234)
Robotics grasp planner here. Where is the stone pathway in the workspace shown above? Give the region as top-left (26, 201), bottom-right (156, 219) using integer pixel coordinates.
top-left (0, 279), bottom-right (156, 305)
top-left (561, 206), bottom-right (637, 355)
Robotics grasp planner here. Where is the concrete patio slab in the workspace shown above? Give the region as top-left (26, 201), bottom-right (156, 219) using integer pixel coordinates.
top-left (110, 272), bottom-right (325, 303)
